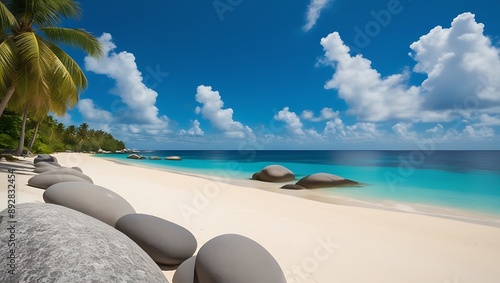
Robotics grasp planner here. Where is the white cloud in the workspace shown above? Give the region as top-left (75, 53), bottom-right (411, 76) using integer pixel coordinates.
top-left (392, 122), bottom-right (417, 140)
top-left (303, 0), bottom-right (331, 31)
top-left (274, 107), bottom-right (305, 135)
top-left (410, 12), bottom-right (500, 110)
top-left (321, 32), bottom-right (422, 122)
top-left (301, 107), bottom-right (339, 122)
top-left (180, 120), bottom-right (204, 136)
top-left (77, 99), bottom-right (113, 122)
top-left (463, 125), bottom-right (494, 138)
top-left (195, 85), bottom-right (253, 139)
top-left (323, 117), bottom-right (381, 141)
top-left (84, 33), bottom-right (169, 135)
top-left (475, 114), bottom-right (500, 127)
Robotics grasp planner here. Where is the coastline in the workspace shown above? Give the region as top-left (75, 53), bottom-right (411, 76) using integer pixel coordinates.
top-left (1, 153), bottom-right (500, 282)
top-left (100, 154), bottom-right (500, 228)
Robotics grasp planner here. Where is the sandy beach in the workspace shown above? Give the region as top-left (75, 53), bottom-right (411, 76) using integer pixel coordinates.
top-left (1, 153), bottom-right (500, 283)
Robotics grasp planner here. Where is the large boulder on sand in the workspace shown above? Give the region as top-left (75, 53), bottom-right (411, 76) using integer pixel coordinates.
top-left (189, 234), bottom-right (286, 283)
top-left (172, 256), bottom-right (196, 283)
top-left (0, 203), bottom-right (168, 283)
top-left (34, 165), bottom-right (62, 173)
top-left (115, 214), bottom-right (197, 266)
top-left (43, 182), bottom-right (136, 226)
top-left (34, 154), bottom-right (58, 164)
top-left (28, 174), bottom-right (90, 189)
top-left (296, 173), bottom-right (358, 189)
top-left (40, 168), bottom-right (93, 183)
top-left (280, 184), bottom-right (306, 190)
top-left (252, 165), bottom-right (295, 182)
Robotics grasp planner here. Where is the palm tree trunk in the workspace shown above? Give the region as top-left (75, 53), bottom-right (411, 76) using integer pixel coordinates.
top-left (0, 86), bottom-right (15, 118)
top-left (15, 107), bottom-right (28, 156)
top-left (27, 120), bottom-right (41, 155)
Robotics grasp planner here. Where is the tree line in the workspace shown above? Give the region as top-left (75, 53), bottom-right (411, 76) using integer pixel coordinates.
top-left (0, 111), bottom-right (125, 154)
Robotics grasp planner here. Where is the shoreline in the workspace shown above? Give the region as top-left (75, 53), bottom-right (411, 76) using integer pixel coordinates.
top-left (100, 155), bottom-right (500, 228)
top-left (2, 153), bottom-right (500, 282)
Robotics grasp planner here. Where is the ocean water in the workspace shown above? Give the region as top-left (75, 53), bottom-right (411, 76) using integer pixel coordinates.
top-left (96, 150), bottom-right (500, 217)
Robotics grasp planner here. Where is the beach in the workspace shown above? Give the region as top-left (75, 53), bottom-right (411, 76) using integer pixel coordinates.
top-left (1, 153), bottom-right (500, 282)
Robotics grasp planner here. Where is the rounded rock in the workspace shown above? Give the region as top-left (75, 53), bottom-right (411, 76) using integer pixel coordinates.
top-left (280, 184), bottom-right (306, 190)
top-left (172, 256), bottom-right (196, 283)
top-left (195, 234), bottom-right (286, 283)
top-left (296, 173), bottom-right (358, 188)
top-left (40, 168), bottom-right (93, 183)
top-left (115, 214), bottom-right (197, 266)
top-left (28, 174), bottom-right (90, 189)
top-left (71, 166), bottom-right (83, 173)
top-left (44, 182), bottom-right (136, 226)
top-left (0, 203), bottom-right (168, 283)
top-left (252, 165), bottom-right (295, 182)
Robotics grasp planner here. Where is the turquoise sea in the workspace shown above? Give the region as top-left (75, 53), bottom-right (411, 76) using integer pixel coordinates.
top-left (96, 150), bottom-right (500, 218)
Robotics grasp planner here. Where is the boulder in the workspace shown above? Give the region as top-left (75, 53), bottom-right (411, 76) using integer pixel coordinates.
top-left (252, 165), bottom-right (295, 182)
top-left (40, 168), bottom-right (93, 183)
top-left (296, 173), bottom-right (358, 189)
top-left (34, 154), bottom-right (58, 164)
top-left (165, 156), bottom-right (182, 161)
top-left (115, 214), bottom-right (197, 266)
top-left (0, 203), bottom-right (168, 283)
top-left (34, 160), bottom-right (61, 167)
top-left (149, 156), bottom-right (161, 160)
top-left (44, 182), bottom-right (136, 226)
top-left (194, 234), bottom-right (286, 283)
top-left (71, 166), bottom-right (83, 173)
top-left (280, 184), bottom-right (306, 190)
top-left (34, 166), bottom-right (62, 173)
top-left (28, 174), bottom-right (90, 189)
top-left (172, 256), bottom-right (196, 283)
top-left (127, 154), bottom-right (142, 159)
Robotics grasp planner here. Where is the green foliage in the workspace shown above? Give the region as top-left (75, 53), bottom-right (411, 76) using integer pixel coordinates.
top-left (0, 113), bottom-right (126, 154)
top-left (0, 154), bottom-right (18, 161)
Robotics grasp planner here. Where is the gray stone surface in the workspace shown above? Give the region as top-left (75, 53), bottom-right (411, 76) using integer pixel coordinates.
top-left (44, 182), bottom-right (136, 226)
top-left (172, 256), bottom-right (196, 283)
top-left (0, 203), bottom-right (168, 283)
top-left (34, 166), bottom-right (61, 173)
top-left (34, 160), bottom-right (61, 167)
top-left (280, 184), bottom-right (306, 190)
top-left (40, 168), bottom-right (93, 183)
top-left (195, 234), bottom-right (286, 283)
top-left (149, 156), bottom-right (162, 160)
top-left (296, 172), bottom-right (358, 188)
top-left (127, 154), bottom-right (142, 159)
top-left (34, 154), bottom-right (58, 164)
top-left (252, 165), bottom-right (295, 182)
top-left (28, 174), bottom-right (90, 189)
top-left (116, 214), bottom-right (197, 266)
top-left (71, 166), bottom-right (83, 173)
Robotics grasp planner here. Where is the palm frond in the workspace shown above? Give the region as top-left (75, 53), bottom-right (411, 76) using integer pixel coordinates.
top-left (4, 0), bottom-right (81, 27)
top-left (14, 32), bottom-right (44, 80)
top-left (0, 1), bottom-right (18, 29)
top-left (0, 37), bottom-right (17, 90)
top-left (40, 27), bottom-right (102, 57)
top-left (44, 39), bottom-right (87, 89)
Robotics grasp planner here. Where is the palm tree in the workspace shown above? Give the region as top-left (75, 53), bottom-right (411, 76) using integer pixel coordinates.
top-left (0, 0), bottom-right (103, 120)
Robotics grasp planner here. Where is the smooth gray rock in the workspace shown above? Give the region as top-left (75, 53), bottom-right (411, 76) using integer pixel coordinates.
top-left (280, 184), bottom-right (306, 190)
top-left (165, 156), bottom-right (182, 161)
top-left (34, 154), bottom-right (58, 164)
top-left (172, 256), bottom-right (196, 283)
top-left (34, 166), bottom-right (61, 173)
top-left (44, 182), bottom-right (136, 226)
top-left (149, 156), bottom-right (162, 160)
top-left (71, 166), bottom-right (83, 173)
top-left (34, 160), bottom-right (61, 167)
top-left (40, 168), bottom-right (93, 183)
top-left (28, 174), bottom-right (90, 189)
top-left (115, 214), bottom-right (197, 266)
top-left (127, 154), bottom-right (142, 159)
top-left (195, 234), bottom-right (286, 283)
top-left (0, 203), bottom-right (168, 283)
top-left (252, 165), bottom-right (295, 182)
top-left (296, 173), bottom-right (358, 188)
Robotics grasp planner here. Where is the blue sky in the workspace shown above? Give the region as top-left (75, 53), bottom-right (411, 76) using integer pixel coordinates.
top-left (58, 0), bottom-right (500, 149)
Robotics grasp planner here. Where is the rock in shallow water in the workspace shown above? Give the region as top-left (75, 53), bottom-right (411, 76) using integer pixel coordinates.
top-left (0, 203), bottom-right (168, 283)
top-left (115, 213), bottom-right (197, 266)
top-left (252, 165), bottom-right (295, 182)
top-left (43, 182), bottom-right (136, 226)
top-left (296, 172), bottom-right (358, 188)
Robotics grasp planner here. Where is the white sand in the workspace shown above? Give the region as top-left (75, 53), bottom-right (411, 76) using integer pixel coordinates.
top-left (1, 153), bottom-right (500, 283)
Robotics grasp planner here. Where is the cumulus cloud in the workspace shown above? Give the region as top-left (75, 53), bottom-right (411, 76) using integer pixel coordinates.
top-left (321, 32), bottom-right (421, 122)
top-left (303, 0), bottom-right (331, 31)
top-left (180, 120), bottom-right (204, 136)
top-left (84, 33), bottom-right (169, 135)
top-left (301, 107), bottom-right (339, 122)
top-left (321, 12), bottom-right (500, 124)
top-left (195, 85), bottom-right (253, 139)
top-left (463, 125), bottom-right (495, 138)
top-left (274, 107), bottom-right (305, 135)
top-left (475, 114), bottom-right (500, 127)
top-left (392, 122), bottom-right (417, 140)
top-left (77, 99), bottom-right (114, 122)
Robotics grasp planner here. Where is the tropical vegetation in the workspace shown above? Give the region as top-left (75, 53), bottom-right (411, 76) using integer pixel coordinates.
top-left (0, 0), bottom-right (103, 155)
